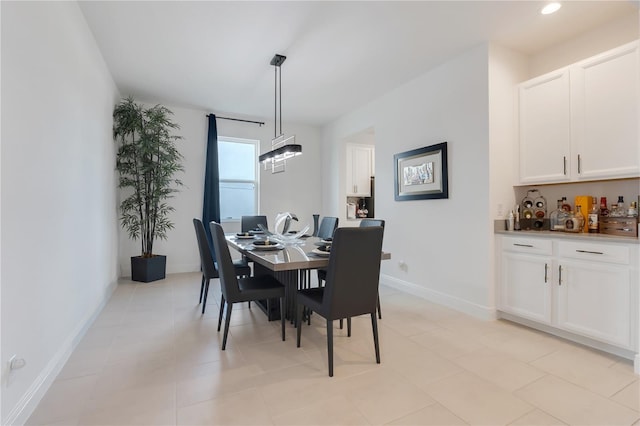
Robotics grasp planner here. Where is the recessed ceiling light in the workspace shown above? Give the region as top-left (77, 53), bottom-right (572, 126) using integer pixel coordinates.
top-left (541, 2), bottom-right (562, 15)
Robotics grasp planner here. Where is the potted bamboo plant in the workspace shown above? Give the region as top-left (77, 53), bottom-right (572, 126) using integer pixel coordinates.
top-left (113, 97), bottom-right (184, 282)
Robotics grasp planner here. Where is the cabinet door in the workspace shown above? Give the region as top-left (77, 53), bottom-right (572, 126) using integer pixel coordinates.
top-left (556, 260), bottom-right (632, 348)
top-left (519, 69), bottom-right (571, 184)
top-left (500, 252), bottom-right (552, 324)
top-left (571, 41), bottom-right (639, 180)
top-left (346, 145), bottom-right (372, 196)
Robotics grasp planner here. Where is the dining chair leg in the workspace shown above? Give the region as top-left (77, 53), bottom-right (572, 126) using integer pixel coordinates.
top-left (339, 318), bottom-right (343, 329)
top-left (377, 295), bottom-right (382, 319)
top-left (217, 294), bottom-right (225, 331)
top-left (201, 278), bottom-right (210, 314)
top-left (248, 301), bottom-right (251, 309)
top-left (327, 319), bottom-right (334, 377)
top-left (221, 302), bottom-right (233, 350)
top-left (347, 317), bottom-right (352, 337)
top-left (296, 303), bottom-right (304, 347)
top-left (199, 274), bottom-right (205, 303)
top-left (371, 313), bottom-right (380, 364)
top-left (280, 297), bottom-right (285, 341)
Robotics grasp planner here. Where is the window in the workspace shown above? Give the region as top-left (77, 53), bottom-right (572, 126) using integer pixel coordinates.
top-left (218, 137), bottom-right (259, 221)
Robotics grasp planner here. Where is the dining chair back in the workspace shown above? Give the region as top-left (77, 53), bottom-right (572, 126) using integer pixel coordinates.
top-left (193, 218), bottom-right (218, 280)
top-left (193, 218), bottom-right (250, 314)
top-left (241, 215), bottom-right (268, 232)
top-left (210, 221), bottom-right (286, 350)
top-left (296, 226), bottom-right (384, 376)
top-left (359, 218), bottom-right (385, 230)
top-left (317, 216), bottom-right (339, 240)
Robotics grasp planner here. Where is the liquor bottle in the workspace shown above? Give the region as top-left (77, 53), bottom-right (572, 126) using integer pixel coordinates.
top-left (628, 201), bottom-right (638, 218)
top-left (550, 200), bottom-right (566, 231)
top-left (614, 196), bottom-right (625, 217)
top-left (610, 203), bottom-right (620, 217)
top-left (599, 197), bottom-right (609, 217)
top-left (574, 205), bottom-right (586, 232)
top-left (588, 197), bottom-right (599, 233)
top-left (561, 197), bottom-right (571, 212)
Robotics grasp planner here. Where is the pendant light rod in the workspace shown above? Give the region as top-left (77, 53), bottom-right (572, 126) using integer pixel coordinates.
top-left (270, 54), bottom-right (286, 138)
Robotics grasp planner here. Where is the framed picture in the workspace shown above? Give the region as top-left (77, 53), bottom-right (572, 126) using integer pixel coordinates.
top-left (394, 142), bottom-right (448, 201)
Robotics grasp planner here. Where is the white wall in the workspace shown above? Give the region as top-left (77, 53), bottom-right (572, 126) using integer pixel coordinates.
top-left (322, 44), bottom-right (495, 317)
top-left (116, 104), bottom-right (323, 277)
top-left (488, 44), bottom-right (530, 308)
top-left (529, 13), bottom-right (639, 77)
top-left (1, 2), bottom-right (120, 424)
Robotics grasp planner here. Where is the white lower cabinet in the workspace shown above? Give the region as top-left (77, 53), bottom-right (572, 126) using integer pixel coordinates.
top-left (557, 258), bottom-right (631, 348)
top-left (501, 249), bottom-right (552, 324)
top-left (498, 235), bottom-right (637, 353)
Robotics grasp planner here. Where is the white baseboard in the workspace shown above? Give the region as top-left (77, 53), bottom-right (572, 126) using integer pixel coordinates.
top-left (4, 280), bottom-right (118, 426)
top-left (380, 274), bottom-right (497, 320)
top-left (635, 354), bottom-right (640, 375)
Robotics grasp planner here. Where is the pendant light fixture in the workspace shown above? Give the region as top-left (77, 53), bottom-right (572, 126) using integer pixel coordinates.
top-left (259, 54), bottom-right (302, 173)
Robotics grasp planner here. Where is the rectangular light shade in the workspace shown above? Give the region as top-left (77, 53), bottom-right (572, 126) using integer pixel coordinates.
top-left (259, 144), bottom-right (302, 163)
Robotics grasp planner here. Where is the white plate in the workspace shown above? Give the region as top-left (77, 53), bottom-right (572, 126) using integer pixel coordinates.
top-left (311, 248), bottom-right (331, 257)
top-left (235, 234), bottom-right (255, 239)
top-left (252, 242), bottom-right (284, 251)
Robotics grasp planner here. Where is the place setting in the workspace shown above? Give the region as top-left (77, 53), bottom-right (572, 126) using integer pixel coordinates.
top-left (250, 239), bottom-right (284, 251)
top-left (310, 240), bottom-right (331, 257)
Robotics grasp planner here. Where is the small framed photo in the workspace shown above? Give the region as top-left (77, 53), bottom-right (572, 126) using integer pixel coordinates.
top-left (394, 142), bottom-right (448, 201)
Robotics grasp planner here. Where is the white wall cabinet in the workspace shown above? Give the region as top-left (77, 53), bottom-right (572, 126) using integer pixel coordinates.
top-left (498, 235), bottom-right (637, 353)
top-left (519, 69), bottom-right (571, 184)
top-left (518, 41), bottom-right (639, 185)
top-left (346, 144), bottom-right (374, 196)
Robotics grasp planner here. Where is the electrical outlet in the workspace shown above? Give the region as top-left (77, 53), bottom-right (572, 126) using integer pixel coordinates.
top-left (5, 355), bottom-right (26, 387)
top-left (5, 355), bottom-right (17, 387)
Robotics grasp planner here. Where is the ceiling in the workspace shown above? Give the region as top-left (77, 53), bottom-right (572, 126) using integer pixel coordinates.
top-left (79, 1), bottom-right (638, 126)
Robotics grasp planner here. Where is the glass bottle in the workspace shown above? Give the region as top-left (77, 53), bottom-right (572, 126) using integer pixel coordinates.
top-left (574, 205), bottom-right (586, 232)
top-left (628, 201), bottom-right (638, 218)
top-left (610, 203), bottom-right (620, 217)
top-left (599, 197), bottom-right (609, 217)
top-left (550, 199), bottom-right (566, 231)
top-left (588, 197), bottom-right (599, 233)
top-left (561, 197), bottom-right (571, 212)
top-left (564, 210), bottom-right (577, 232)
top-left (615, 196), bottom-right (625, 216)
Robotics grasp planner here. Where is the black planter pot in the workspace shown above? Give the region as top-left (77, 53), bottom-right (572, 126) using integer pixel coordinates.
top-left (131, 255), bottom-right (166, 283)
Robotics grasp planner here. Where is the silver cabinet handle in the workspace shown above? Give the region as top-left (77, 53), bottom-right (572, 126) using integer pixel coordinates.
top-left (578, 154), bottom-right (582, 174)
top-left (563, 156), bottom-right (567, 175)
top-left (558, 265), bottom-right (562, 286)
top-left (544, 263), bottom-right (548, 283)
top-left (576, 249), bottom-right (603, 255)
top-left (513, 243), bottom-right (534, 248)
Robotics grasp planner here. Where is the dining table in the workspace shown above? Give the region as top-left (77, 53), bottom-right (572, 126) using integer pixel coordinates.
top-left (226, 233), bottom-right (391, 321)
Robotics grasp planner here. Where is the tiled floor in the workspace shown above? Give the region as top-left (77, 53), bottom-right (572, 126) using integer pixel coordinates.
top-left (27, 272), bottom-right (639, 425)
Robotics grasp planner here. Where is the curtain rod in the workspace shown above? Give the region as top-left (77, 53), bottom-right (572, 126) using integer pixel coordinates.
top-left (206, 114), bottom-right (264, 127)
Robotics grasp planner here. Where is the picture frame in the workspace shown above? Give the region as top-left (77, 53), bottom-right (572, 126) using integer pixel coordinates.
top-left (394, 142), bottom-right (448, 201)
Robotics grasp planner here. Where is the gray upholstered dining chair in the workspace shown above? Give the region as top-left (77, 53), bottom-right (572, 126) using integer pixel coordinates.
top-left (193, 218), bottom-right (251, 314)
top-left (317, 218), bottom-right (385, 320)
top-left (314, 216), bottom-right (339, 286)
top-left (296, 226), bottom-right (384, 376)
top-left (241, 215), bottom-right (268, 233)
top-left (209, 221), bottom-right (286, 350)
top-left (316, 216), bottom-right (339, 240)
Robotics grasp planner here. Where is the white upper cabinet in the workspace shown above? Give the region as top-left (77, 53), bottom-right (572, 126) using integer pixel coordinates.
top-left (519, 69), bottom-right (571, 184)
top-left (346, 144), bottom-right (374, 197)
top-left (571, 42), bottom-right (640, 181)
top-left (518, 41), bottom-right (639, 185)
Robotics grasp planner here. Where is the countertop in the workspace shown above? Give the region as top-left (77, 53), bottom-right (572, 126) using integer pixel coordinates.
top-left (495, 228), bottom-right (639, 244)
